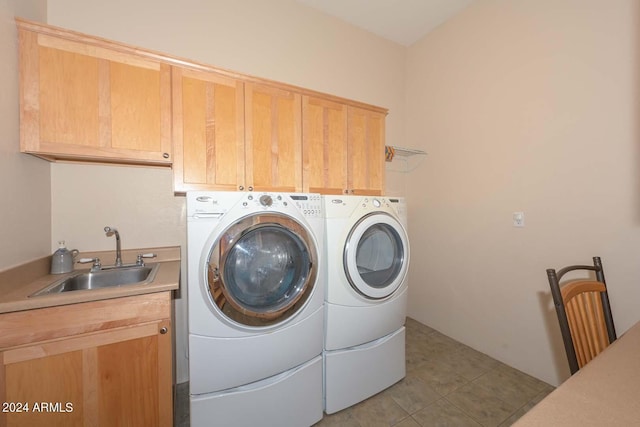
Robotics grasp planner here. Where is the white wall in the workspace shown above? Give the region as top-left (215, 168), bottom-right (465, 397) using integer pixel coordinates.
top-left (0, 0), bottom-right (48, 270)
top-left (406, 0), bottom-right (640, 386)
top-left (47, 0), bottom-right (407, 384)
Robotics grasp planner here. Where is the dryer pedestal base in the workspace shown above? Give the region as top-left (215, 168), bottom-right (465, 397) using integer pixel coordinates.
top-left (324, 287), bottom-right (407, 350)
top-left (191, 355), bottom-right (323, 427)
top-left (323, 327), bottom-right (406, 414)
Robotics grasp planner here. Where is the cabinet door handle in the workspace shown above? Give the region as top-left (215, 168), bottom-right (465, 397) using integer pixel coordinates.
top-left (162, 153), bottom-right (170, 159)
top-left (248, 186), bottom-right (253, 191)
top-left (239, 185), bottom-right (244, 190)
top-left (160, 327), bottom-right (168, 334)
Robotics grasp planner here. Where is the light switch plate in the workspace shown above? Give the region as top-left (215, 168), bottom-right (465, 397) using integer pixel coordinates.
top-left (513, 211), bottom-right (525, 227)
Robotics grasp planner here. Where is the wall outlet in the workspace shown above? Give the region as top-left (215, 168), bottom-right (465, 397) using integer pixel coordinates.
top-left (513, 211), bottom-right (525, 227)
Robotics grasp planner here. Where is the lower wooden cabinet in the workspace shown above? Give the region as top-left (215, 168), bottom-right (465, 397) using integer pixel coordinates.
top-left (0, 292), bottom-right (173, 427)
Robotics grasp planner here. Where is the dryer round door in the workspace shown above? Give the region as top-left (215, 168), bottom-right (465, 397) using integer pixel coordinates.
top-left (344, 212), bottom-right (409, 299)
top-left (206, 213), bottom-right (318, 327)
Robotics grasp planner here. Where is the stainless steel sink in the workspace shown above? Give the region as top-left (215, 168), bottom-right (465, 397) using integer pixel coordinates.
top-left (31, 263), bottom-right (160, 297)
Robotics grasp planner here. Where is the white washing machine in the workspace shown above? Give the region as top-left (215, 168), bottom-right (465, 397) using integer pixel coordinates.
top-left (187, 191), bottom-right (324, 427)
top-left (323, 195), bottom-right (410, 414)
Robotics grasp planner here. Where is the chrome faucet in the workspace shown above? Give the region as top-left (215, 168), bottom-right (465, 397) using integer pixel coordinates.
top-left (104, 226), bottom-right (122, 267)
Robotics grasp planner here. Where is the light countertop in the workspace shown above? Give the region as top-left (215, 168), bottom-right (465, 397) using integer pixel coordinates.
top-left (0, 246), bottom-right (181, 314)
top-left (514, 320), bottom-right (640, 426)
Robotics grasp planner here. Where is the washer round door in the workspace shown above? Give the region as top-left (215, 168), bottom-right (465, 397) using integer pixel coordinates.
top-left (206, 213), bottom-right (318, 327)
top-left (344, 212), bottom-right (409, 299)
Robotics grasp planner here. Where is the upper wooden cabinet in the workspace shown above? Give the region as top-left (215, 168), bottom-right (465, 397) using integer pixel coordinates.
top-left (17, 19), bottom-right (172, 165)
top-left (346, 106), bottom-right (386, 195)
top-left (172, 73), bottom-right (303, 194)
top-left (172, 67), bottom-right (245, 193)
top-left (302, 96), bottom-right (348, 194)
top-left (303, 97), bottom-right (386, 195)
top-left (245, 83), bottom-right (302, 192)
top-left (16, 19), bottom-right (388, 195)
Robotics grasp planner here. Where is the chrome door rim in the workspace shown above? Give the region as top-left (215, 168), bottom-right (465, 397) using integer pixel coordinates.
top-left (206, 213), bottom-right (318, 326)
top-left (343, 212), bottom-right (409, 299)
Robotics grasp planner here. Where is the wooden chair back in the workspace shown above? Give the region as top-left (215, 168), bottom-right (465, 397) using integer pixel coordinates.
top-left (547, 256), bottom-right (616, 375)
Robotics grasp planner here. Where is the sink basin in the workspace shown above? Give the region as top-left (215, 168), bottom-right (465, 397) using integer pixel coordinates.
top-left (31, 263), bottom-right (160, 297)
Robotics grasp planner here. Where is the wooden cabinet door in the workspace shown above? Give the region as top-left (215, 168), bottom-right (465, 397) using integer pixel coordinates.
top-left (245, 83), bottom-right (302, 192)
top-left (18, 25), bottom-right (172, 165)
top-left (347, 106), bottom-right (386, 195)
top-left (302, 96), bottom-right (348, 194)
top-left (0, 320), bottom-right (172, 427)
top-left (172, 67), bottom-right (245, 193)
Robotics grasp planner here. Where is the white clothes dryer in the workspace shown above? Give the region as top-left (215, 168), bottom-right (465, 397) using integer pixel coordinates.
top-left (323, 195), bottom-right (409, 414)
top-left (324, 195), bottom-right (409, 350)
top-left (187, 192), bottom-right (324, 427)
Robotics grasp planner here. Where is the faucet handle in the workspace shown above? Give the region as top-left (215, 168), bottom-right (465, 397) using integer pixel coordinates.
top-left (136, 253), bottom-right (157, 266)
top-left (79, 257), bottom-right (101, 272)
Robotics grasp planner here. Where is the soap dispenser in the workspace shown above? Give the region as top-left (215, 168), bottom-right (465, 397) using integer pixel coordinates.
top-left (50, 241), bottom-right (79, 274)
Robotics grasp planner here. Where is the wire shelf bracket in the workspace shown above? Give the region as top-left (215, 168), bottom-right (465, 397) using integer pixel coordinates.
top-left (385, 145), bottom-right (427, 172)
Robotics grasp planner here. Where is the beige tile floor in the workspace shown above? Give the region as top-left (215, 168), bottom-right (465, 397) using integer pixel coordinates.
top-left (315, 317), bottom-right (554, 427)
top-left (174, 317), bottom-right (554, 427)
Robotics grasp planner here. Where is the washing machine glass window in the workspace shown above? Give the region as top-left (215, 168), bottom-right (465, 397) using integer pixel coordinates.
top-left (207, 213), bottom-right (318, 327)
top-left (344, 212), bottom-right (409, 299)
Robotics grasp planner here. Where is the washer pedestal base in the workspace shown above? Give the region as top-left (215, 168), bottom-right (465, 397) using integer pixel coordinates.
top-left (191, 356), bottom-right (323, 427)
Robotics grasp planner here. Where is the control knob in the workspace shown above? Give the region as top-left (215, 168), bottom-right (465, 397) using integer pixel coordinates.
top-left (259, 195), bottom-right (273, 207)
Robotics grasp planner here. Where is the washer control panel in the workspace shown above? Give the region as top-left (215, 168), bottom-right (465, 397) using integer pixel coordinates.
top-left (290, 194), bottom-right (322, 218)
top-left (242, 193), bottom-right (322, 218)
